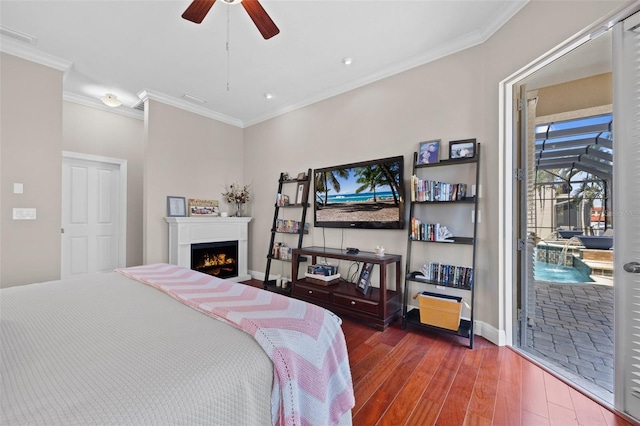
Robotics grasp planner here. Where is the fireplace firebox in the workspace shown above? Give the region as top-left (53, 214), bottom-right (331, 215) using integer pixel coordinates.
top-left (191, 241), bottom-right (239, 279)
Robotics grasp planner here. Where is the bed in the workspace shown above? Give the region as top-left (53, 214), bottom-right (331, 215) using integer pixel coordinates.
top-left (1, 264), bottom-right (354, 425)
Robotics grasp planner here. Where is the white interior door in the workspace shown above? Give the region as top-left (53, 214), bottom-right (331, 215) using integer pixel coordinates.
top-left (613, 11), bottom-right (640, 421)
top-left (61, 153), bottom-right (127, 278)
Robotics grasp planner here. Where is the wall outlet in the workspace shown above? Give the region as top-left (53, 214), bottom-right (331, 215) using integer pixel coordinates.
top-left (13, 208), bottom-right (36, 220)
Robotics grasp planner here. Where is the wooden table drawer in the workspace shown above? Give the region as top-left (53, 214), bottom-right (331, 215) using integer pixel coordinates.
top-left (333, 294), bottom-right (379, 315)
top-left (293, 283), bottom-right (332, 303)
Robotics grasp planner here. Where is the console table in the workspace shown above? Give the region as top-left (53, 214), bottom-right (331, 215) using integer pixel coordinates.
top-left (291, 246), bottom-right (402, 330)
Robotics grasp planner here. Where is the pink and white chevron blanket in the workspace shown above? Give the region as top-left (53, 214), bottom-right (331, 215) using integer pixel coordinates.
top-left (116, 263), bottom-right (355, 426)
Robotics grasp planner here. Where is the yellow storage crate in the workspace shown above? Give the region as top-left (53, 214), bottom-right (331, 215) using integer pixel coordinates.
top-left (418, 291), bottom-right (462, 331)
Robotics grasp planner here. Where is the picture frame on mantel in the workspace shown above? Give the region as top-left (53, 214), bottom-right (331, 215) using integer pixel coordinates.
top-left (188, 199), bottom-right (219, 216)
top-left (167, 196), bottom-right (187, 217)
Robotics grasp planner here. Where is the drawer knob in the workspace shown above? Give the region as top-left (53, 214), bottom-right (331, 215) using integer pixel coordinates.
top-left (308, 290), bottom-right (313, 294)
top-left (351, 301), bottom-right (356, 305)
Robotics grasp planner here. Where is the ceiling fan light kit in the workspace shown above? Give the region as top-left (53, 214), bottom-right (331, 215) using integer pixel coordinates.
top-left (100, 93), bottom-right (122, 108)
top-left (182, 0), bottom-right (279, 39)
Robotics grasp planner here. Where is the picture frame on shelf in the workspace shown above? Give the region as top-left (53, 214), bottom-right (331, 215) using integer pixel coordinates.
top-left (167, 196), bottom-right (187, 217)
top-left (296, 172), bottom-right (306, 180)
top-left (417, 140), bottom-right (440, 165)
top-left (449, 138), bottom-right (476, 160)
top-left (188, 199), bottom-right (219, 216)
top-left (356, 262), bottom-right (374, 295)
top-left (295, 183), bottom-right (305, 205)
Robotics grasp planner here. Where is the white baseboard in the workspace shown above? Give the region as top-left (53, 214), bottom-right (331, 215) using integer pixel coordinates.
top-left (249, 269), bottom-right (266, 281)
top-left (473, 320), bottom-right (506, 346)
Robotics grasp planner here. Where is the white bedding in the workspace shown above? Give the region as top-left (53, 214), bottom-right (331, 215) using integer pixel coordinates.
top-left (1, 272), bottom-right (274, 425)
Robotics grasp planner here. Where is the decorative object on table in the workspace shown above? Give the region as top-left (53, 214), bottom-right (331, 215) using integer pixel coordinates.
top-left (167, 196), bottom-right (187, 217)
top-left (188, 199), bottom-right (219, 216)
top-left (356, 262), bottom-right (374, 295)
top-left (436, 225), bottom-right (454, 242)
top-left (418, 140), bottom-right (440, 165)
top-left (222, 183), bottom-right (251, 217)
top-left (374, 245), bottom-right (385, 256)
top-left (449, 138), bottom-right (476, 159)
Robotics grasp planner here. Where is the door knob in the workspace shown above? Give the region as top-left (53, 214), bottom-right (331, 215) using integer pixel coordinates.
top-left (623, 261), bottom-right (640, 273)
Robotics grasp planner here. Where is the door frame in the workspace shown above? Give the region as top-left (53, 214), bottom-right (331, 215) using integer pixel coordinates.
top-left (61, 151), bottom-right (127, 272)
top-left (498, 0), bottom-right (639, 347)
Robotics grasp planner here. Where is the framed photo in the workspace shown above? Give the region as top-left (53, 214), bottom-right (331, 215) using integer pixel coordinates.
top-left (296, 172), bottom-right (306, 180)
top-left (295, 183), bottom-right (305, 205)
top-left (356, 262), bottom-right (374, 295)
top-left (449, 139), bottom-right (476, 160)
top-left (188, 199), bottom-right (219, 216)
top-left (418, 140), bottom-right (440, 165)
top-left (167, 196), bottom-right (187, 217)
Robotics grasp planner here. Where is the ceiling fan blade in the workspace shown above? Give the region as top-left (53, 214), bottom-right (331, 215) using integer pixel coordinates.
top-left (182, 0), bottom-right (217, 24)
top-left (241, 0), bottom-right (280, 39)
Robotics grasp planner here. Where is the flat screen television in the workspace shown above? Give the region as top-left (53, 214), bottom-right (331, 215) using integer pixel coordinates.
top-left (314, 155), bottom-right (405, 229)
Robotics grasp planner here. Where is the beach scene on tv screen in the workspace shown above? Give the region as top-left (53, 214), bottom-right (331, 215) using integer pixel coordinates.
top-left (315, 160), bottom-right (403, 223)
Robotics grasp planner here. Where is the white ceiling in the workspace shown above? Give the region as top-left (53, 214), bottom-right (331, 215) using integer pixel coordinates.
top-left (0, 0), bottom-right (529, 127)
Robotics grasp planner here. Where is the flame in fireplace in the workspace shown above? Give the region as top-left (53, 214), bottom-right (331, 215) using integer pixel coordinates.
top-left (196, 253), bottom-right (236, 276)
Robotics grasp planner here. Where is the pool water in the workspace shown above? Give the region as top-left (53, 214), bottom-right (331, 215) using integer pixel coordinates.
top-left (534, 261), bottom-right (593, 283)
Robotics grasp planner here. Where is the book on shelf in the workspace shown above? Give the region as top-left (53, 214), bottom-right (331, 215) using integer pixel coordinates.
top-left (416, 262), bottom-right (473, 288)
top-left (276, 193), bottom-right (290, 206)
top-left (410, 218), bottom-right (455, 242)
top-left (275, 219), bottom-right (309, 233)
top-left (411, 175), bottom-right (468, 202)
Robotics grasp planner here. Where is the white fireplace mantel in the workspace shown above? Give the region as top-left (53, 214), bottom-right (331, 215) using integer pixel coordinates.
top-left (165, 216), bottom-right (252, 282)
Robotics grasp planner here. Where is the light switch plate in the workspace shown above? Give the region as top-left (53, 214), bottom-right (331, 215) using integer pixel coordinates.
top-left (13, 183), bottom-right (24, 194)
top-left (13, 208), bottom-right (36, 220)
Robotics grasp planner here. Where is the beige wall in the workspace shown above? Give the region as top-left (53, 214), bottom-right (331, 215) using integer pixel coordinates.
top-left (243, 1), bottom-right (630, 332)
top-left (62, 101), bottom-right (145, 267)
top-left (0, 1), bottom-right (630, 334)
top-left (1, 53), bottom-right (63, 287)
top-left (535, 73), bottom-right (612, 117)
top-left (143, 100), bottom-right (245, 264)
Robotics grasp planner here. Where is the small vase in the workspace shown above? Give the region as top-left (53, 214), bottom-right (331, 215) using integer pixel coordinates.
top-left (235, 202), bottom-right (244, 217)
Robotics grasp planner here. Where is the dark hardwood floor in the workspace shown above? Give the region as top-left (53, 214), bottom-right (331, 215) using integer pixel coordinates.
top-left (243, 279), bottom-right (636, 425)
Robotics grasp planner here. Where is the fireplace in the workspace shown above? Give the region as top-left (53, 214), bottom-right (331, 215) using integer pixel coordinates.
top-left (191, 241), bottom-right (238, 279)
top-left (165, 216), bottom-right (252, 282)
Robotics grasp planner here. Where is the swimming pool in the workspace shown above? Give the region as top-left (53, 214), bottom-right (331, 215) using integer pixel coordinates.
top-left (534, 261), bottom-right (593, 283)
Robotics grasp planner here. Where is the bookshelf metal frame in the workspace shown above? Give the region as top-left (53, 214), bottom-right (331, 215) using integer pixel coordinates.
top-left (402, 143), bottom-right (481, 348)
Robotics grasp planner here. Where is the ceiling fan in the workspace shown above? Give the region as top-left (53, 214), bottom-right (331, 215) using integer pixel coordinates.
top-left (182, 0), bottom-right (280, 40)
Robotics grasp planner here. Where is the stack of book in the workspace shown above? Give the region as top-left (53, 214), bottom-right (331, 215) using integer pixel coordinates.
top-left (417, 262), bottom-right (473, 288)
top-left (305, 263), bottom-right (340, 286)
top-left (411, 176), bottom-right (467, 202)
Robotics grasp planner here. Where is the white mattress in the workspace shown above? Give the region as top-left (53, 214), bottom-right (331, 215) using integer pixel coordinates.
top-left (1, 272), bottom-right (274, 425)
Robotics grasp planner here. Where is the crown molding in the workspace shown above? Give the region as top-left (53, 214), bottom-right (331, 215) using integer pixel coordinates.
top-left (0, 35), bottom-right (72, 77)
top-left (243, 0), bottom-right (529, 127)
top-left (137, 89), bottom-right (244, 128)
top-left (63, 92), bottom-right (144, 120)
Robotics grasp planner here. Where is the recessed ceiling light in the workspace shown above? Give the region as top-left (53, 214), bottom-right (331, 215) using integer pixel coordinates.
top-left (99, 93), bottom-right (122, 108)
top-left (264, 93), bottom-right (273, 99)
top-left (342, 57), bottom-right (353, 65)
top-left (221, 0), bottom-right (243, 4)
